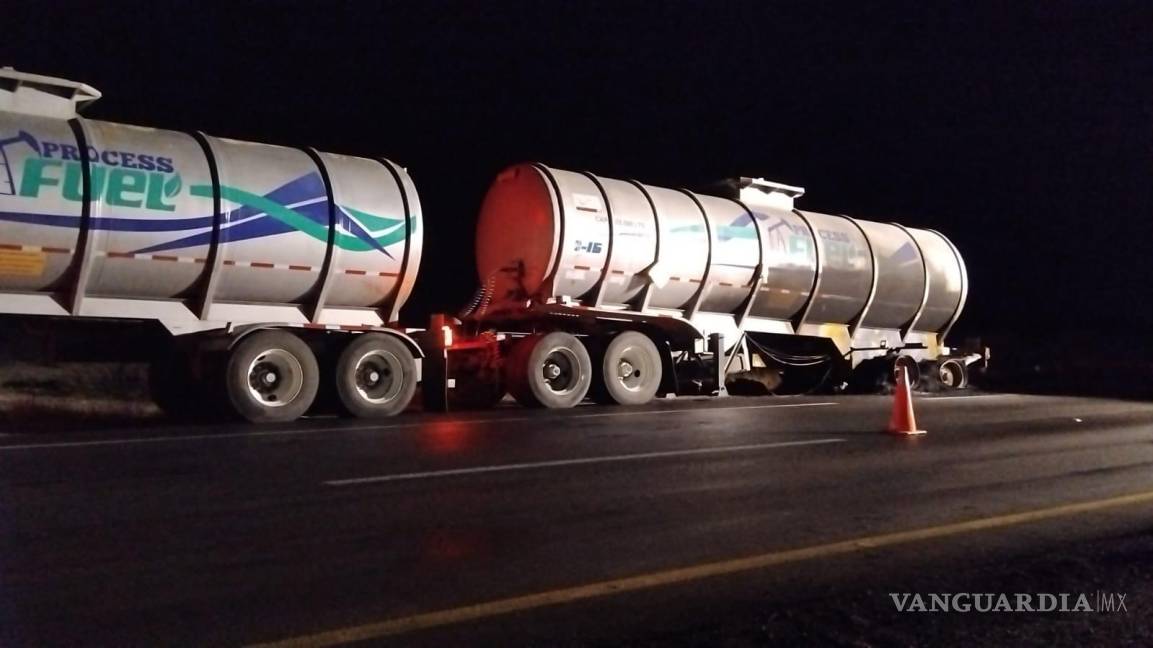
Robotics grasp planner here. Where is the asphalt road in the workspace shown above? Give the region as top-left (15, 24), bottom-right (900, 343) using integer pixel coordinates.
top-left (2, 392), bottom-right (1153, 646)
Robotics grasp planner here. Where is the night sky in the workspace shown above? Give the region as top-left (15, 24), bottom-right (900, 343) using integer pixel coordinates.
top-left (5, 1), bottom-right (1151, 340)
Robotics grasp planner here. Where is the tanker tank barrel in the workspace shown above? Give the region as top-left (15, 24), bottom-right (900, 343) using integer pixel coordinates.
top-left (0, 68), bottom-right (422, 331)
top-left (475, 162), bottom-right (967, 361)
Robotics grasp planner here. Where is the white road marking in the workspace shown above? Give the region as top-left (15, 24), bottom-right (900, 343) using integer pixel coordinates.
top-left (0, 401), bottom-right (837, 452)
top-left (921, 394), bottom-right (1012, 401)
top-left (325, 437), bottom-right (847, 486)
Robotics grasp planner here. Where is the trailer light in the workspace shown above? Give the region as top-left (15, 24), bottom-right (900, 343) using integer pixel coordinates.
top-left (442, 325), bottom-right (454, 348)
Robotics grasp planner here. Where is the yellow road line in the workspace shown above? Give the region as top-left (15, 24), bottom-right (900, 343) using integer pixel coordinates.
top-left (252, 489), bottom-right (1153, 647)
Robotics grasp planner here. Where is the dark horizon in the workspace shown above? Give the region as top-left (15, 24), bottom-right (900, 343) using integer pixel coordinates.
top-left (6, 1), bottom-right (1151, 339)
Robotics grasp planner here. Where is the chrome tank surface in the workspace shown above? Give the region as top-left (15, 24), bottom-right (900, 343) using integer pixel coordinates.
top-left (476, 163), bottom-right (966, 353)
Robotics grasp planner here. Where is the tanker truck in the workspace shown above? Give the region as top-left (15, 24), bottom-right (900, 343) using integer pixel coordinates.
top-left (0, 69), bottom-right (979, 423)
top-left (0, 69), bottom-right (424, 422)
top-left (425, 164), bottom-right (979, 410)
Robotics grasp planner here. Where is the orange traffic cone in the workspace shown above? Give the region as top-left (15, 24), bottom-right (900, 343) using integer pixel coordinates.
top-left (888, 364), bottom-right (926, 436)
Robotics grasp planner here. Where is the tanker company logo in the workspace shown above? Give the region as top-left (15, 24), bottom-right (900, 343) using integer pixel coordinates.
top-left (0, 130), bottom-right (411, 257)
top-left (0, 130), bottom-right (179, 208)
top-left (668, 211), bottom-right (816, 257)
top-left (671, 210), bottom-right (922, 267)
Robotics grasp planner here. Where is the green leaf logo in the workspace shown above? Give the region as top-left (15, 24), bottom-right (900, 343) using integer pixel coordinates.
top-left (164, 173), bottom-right (182, 197)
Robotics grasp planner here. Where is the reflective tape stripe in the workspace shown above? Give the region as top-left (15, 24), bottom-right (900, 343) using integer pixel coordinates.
top-left (0, 243), bottom-right (72, 254)
top-left (345, 269), bottom-right (399, 277)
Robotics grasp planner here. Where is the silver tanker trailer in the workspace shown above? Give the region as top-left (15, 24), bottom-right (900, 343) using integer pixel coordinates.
top-left (428, 163), bottom-right (980, 409)
top-left (0, 69), bottom-right (423, 422)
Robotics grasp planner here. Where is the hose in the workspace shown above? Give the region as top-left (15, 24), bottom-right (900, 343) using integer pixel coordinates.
top-left (745, 334), bottom-right (833, 367)
top-left (459, 271), bottom-right (498, 318)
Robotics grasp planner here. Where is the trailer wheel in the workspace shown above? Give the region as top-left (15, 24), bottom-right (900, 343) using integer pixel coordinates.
top-left (591, 331), bottom-right (663, 405)
top-left (893, 355), bottom-right (922, 390)
top-left (335, 333), bottom-right (417, 418)
top-left (225, 330), bottom-right (319, 423)
top-left (504, 332), bottom-right (591, 409)
top-left (936, 358), bottom-right (968, 389)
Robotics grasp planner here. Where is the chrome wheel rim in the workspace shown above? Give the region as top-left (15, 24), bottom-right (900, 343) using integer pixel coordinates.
top-left (939, 360), bottom-right (965, 388)
top-left (355, 349), bottom-right (403, 404)
top-left (247, 349), bottom-right (303, 407)
top-left (541, 348), bottom-right (580, 395)
top-left (614, 345), bottom-right (652, 393)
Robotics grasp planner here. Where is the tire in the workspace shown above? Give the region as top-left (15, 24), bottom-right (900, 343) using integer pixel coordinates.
top-left (936, 358), bottom-right (968, 389)
top-left (225, 330), bottom-right (319, 423)
top-left (893, 355), bottom-right (921, 390)
top-left (590, 331), bottom-right (663, 405)
top-left (503, 332), bottom-right (592, 409)
top-left (334, 333), bottom-right (418, 418)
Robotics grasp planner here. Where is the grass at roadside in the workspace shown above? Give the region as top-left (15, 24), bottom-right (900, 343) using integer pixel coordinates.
top-left (0, 362), bottom-right (159, 427)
